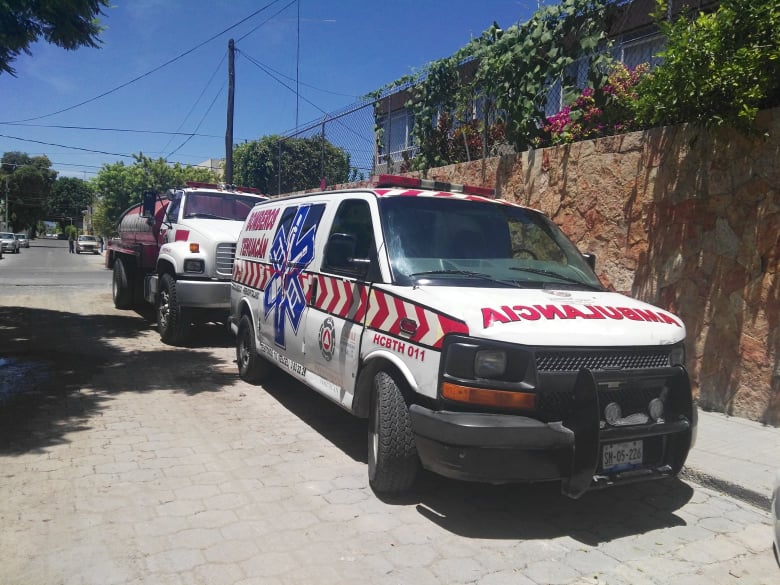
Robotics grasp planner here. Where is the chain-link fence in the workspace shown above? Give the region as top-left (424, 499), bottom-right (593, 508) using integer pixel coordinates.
top-left (269, 33), bottom-right (666, 194)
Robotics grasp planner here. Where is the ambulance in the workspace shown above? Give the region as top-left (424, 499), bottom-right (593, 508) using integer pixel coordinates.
top-left (229, 175), bottom-right (696, 497)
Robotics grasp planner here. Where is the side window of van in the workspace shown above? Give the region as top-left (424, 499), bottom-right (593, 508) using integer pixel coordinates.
top-left (323, 199), bottom-right (375, 276)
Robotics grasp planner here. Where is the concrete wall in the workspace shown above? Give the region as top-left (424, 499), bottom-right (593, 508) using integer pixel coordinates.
top-left (412, 108), bottom-right (779, 425)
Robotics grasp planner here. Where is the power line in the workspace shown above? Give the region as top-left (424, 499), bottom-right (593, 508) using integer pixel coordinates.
top-left (1, 0), bottom-right (288, 124)
top-left (235, 0), bottom-right (297, 43)
top-left (0, 122), bottom-right (228, 139)
top-left (0, 133), bottom-right (216, 169)
top-left (159, 52), bottom-right (228, 156)
top-left (166, 83), bottom-right (227, 159)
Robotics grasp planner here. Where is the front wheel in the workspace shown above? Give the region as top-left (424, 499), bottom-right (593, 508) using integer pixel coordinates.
top-left (236, 315), bottom-right (271, 383)
top-left (368, 371), bottom-right (419, 494)
top-left (157, 273), bottom-right (190, 345)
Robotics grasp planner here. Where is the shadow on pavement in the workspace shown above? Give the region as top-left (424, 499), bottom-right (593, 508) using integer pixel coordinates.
top-left (253, 366), bottom-right (694, 544)
top-left (0, 305), bottom-right (236, 456)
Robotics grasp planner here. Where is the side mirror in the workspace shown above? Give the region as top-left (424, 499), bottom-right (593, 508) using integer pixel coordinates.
top-left (141, 190), bottom-right (157, 219)
top-left (582, 253), bottom-right (596, 271)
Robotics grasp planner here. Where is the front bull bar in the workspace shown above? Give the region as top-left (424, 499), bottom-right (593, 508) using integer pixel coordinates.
top-left (560, 366), bottom-right (694, 499)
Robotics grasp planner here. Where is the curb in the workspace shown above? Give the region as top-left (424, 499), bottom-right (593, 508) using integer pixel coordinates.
top-left (681, 466), bottom-right (770, 512)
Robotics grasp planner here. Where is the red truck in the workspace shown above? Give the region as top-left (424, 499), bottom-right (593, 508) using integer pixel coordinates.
top-left (106, 181), bottom-right (268, 344)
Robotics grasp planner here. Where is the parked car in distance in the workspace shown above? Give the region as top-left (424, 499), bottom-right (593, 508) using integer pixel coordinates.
top-left (0, 232), bottom-right (20, 254)
top-left (76, 235), bottom-right (99, 254)
top-left (14, 233), bottom-right (29, 248)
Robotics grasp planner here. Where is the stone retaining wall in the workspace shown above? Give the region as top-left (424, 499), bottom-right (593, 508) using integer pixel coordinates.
top-left (409, 108), bottom-right (779, 425)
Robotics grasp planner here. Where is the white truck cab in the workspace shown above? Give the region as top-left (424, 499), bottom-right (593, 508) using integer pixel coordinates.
top-left (230, 175), bottom-right (696, 497)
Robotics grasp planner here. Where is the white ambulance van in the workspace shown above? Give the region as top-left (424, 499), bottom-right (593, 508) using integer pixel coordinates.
top-left (230, 175), bottom-right (696, 497)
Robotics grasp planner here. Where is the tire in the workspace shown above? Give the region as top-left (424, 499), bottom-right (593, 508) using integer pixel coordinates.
top-left (236, 314), bottom-right (271, 383)
top-left (112, 258), bottom-right (134, 309)
top-left (76, 249), bottom-right (80, 254)
top-left (157, 273), bottom-right (190, 345)
top-left (368, 371), bottom-right (419, 494)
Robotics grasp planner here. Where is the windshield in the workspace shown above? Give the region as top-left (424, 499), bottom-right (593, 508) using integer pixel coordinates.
top-left (79, 236), bottom-right (96, 241)
top-left (183, 192), bottom-right (263, 221)
top-left (379, 197), bottom-right (603, 290)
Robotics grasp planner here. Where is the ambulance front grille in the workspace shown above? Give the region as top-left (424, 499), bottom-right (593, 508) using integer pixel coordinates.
top-left (535, 350), bottom-right (671, 373)
top-left (215, 243), bottom-right (236, 278)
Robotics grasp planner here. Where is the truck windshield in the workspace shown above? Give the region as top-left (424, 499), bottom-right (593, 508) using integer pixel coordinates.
top-left (379, 196), bottom-right (603, 290)
top-left (183, 192), bottom-right (262, 221)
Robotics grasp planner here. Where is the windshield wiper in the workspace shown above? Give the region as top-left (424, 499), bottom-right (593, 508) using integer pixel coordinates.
top-left (508, 266), bottom-right (604, 291)
top-left (407, 270), bottom-right (528, 288)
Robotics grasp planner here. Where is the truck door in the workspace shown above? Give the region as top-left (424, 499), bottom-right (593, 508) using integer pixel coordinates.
top-left (303, 198), bottom-right (376, 408)
top-left (259, 202), bottom-right (325, 378)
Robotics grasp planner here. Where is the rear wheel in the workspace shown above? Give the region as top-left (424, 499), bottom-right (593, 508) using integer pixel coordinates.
top-left (236, 315), bottom-right (271, 383)
top-left (368, 371), bottom-right (419, 494)
top-left (157, 273), bottom-right (190, 345)
top-left (112, 258), bottom-right (134, 309)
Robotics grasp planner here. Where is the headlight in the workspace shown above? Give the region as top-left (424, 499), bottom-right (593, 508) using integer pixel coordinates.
top-left (474, 349), bottom-right (507, 379)
top-left (183, 259), bottom-right (204, 273)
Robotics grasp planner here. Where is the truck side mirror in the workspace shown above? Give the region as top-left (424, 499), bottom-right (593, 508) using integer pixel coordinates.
top-left (141, 190), bottom-right (157, 219)
top-left (582, 253), bottom-right (596, 271)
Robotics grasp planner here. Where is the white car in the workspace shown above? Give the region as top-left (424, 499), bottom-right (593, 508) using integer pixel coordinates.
top-left (76, 235), bottom-right (99, 254)
top-left (15, 233), bottom-right (30, 248)
top-left (0, 232), bottom-right (20, 254)
top-left (773, 470), bottom-right (780, 567)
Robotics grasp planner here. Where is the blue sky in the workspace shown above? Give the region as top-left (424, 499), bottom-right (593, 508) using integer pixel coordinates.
top-left (0, 0), bottom-right (538, 180)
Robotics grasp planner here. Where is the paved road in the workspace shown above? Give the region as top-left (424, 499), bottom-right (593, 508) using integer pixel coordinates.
top-left (0, 243), bottom-right (775, 585)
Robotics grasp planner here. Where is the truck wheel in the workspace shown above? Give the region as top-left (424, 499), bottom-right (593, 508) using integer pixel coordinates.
top-left (112, 259), bottom-right (134, 309)
top-left (157, 273), bottom-right (190, 345)
top-left (368, 371), bottom-right (419, 494)
top-left (236, 315), bottom-right (271, 383)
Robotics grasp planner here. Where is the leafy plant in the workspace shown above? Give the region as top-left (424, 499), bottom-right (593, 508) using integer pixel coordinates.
top-left (544, 62), bottom-right (648, 144)
top-left (233, 134), bottom-right (352, 195)
top-left (631, 0), bottom-right (780, 131)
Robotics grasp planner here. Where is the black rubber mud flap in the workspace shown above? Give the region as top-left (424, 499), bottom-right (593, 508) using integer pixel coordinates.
top-left (561, 368), bottom-right (601, 499)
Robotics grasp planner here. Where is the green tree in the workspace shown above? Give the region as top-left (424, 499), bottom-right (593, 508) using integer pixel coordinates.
top-left (233, 135), bottom-right (352, 195)
top-left (1, 151), bottom-right (57, 232)
top-left (1, 0), bottom-right (110, 76)
top-left (632, 0), bottom-right (780, 131)
top-left (48, 176), bottom-right (94, 231)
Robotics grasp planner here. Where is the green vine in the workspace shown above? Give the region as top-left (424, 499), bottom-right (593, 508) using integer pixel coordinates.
top-left (381, 0), bottom-right (617, 172)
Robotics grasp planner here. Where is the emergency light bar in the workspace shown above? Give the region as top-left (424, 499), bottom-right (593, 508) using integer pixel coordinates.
top-left (184, 181), bottom-right (264, 195)
top-left (372, 174), bottom-right (495, 198)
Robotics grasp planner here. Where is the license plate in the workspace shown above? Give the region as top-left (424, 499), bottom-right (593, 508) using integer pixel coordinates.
top-left (602, 440), bottom-right (643, 471)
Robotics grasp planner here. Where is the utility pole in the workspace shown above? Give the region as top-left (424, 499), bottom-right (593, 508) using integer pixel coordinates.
top-left (225, 38), bottom-right (235, 185)
top-left (4, 176), bottom-right (8, 232)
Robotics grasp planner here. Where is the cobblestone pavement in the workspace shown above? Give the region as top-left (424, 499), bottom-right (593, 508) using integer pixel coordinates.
top-left (0, 285), bottom-right (776, 585)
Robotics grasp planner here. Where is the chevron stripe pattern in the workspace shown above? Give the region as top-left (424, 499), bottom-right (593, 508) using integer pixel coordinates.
top-left (311, 275), bottom-right (369, 323)
top-left (366, 288), bottom-right (468, 349)
top-left (235, 259), bottom-right (469, 350)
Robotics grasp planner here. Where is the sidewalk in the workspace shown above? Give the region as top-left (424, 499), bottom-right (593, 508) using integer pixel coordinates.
top-left (682, 407), bottom-right (780, 510)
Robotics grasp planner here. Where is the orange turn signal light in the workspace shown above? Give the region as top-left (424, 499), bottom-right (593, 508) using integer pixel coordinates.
top-left (441, 382), bottom-right (535, 409)
top-left (189, 243), bottom-right (200, 253)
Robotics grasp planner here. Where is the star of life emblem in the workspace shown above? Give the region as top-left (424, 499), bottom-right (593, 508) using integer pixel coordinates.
top-left (263, 205), bottom-right (317, 348)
